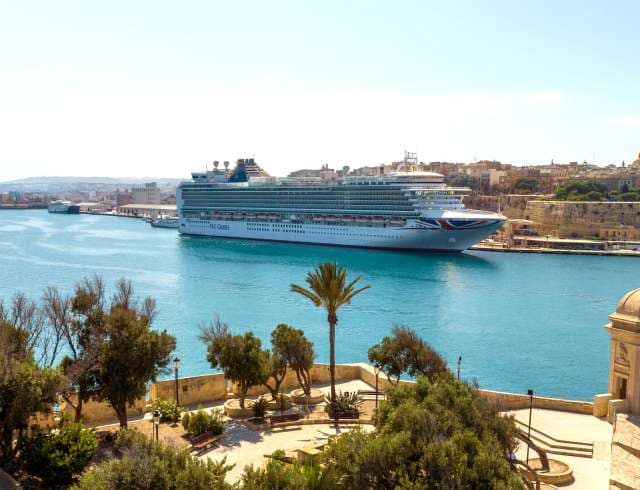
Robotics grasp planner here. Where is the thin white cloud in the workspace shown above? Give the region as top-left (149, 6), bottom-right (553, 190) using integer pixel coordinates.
top-left (609, 115), bottom-right (640, 127)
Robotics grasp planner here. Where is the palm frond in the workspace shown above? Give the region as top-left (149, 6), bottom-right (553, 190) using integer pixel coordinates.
top-left (290, 284), bottom-right (322, 306)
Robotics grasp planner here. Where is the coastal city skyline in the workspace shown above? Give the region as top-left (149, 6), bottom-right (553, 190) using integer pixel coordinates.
top-left (1, 1), bottom-right (639, 181)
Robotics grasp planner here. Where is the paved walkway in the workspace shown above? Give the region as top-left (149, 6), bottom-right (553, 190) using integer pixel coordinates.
top-left (508, 408), bottom-right (612, 490)
top-left (202, 422), bottom-right (374, 483)
top-left (200, 379), bottom-right (376, 483)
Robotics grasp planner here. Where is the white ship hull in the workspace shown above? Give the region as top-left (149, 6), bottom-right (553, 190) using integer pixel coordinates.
top-left (179, 217), bottom-right (503, 252)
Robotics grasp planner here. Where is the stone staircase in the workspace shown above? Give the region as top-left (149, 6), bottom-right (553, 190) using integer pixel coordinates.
top-left (514, 418), bottom-right (594, 459)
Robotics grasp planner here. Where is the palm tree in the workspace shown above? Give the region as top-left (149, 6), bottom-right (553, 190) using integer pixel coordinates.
top-left (291, 262), bottom-right (370, 402)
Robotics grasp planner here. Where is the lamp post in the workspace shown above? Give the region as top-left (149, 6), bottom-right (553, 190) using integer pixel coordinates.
top-left (374, 364), bottom-right (381, 408)
top-left (173, 357), bottom-right (180, 407)
top-left (457, 356), bottom-right (462, 380)
top-left (526, 389), bottom-right (534, 463)
top-left (152, 410), bottom-right (161, 442)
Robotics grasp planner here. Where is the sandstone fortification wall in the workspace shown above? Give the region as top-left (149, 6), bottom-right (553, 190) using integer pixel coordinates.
top-left (523, 201), bottom-right (640, 238)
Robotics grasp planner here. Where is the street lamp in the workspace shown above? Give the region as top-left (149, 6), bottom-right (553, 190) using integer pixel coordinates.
top-left (526, 389), bottom-right (534, 464)
top-left (173, 357), bottom-right (180, 408)
top-left (152, 410), bottom-right (161, 442)
top-left (457, 356), bottom-right (462, 380)
top-left (374, 364), bottom-right (381, 408)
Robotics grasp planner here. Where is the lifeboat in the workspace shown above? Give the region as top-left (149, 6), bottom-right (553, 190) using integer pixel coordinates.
top-left (312, 215), bottom-right (325, 222)
top-left (245, 213), bottom-right (256, 220)
top-left (341, 215), bottom-right (354, 223)
top-left (325, 215), bottom-right (338, 222)
top-left (390, 217), bottom-right (406, 226)
top-left (355, 216), bottom-right (370, 223)
top-left (256, 213), bottom-right (268, 220)
top-left (232, 212), bottom-right (244, 219)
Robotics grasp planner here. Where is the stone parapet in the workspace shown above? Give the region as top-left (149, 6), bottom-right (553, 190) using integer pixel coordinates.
top-left (62, 362), bottom-right (597, 426)
top-left (593, 393), bottom-right (614, 417)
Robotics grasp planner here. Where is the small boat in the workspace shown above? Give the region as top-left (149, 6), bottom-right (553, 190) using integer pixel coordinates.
top-left (390, 217), bottom-right (406, 226)
top-left (150, 217), bottom-right (179, 229)
top-left (48, 200), bottom-right (80, 214)
top-left (341, 215), bottom-right (354, 223)
top-left (355, 216), bottom-right (370, 223)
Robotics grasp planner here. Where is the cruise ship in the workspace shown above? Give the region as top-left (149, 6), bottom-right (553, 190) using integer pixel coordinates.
top-left (47, 200), bottom-right (80, 214)
top-left (177, 158), bottom-right (506, 251)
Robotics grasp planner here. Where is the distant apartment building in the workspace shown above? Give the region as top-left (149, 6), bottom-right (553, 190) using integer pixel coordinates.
top-left (116, 189), bottom-right (133, 206)
top-left (288, 164), bottom-right (338, 181)
top-left (131, 182), bottom-right (161, 205)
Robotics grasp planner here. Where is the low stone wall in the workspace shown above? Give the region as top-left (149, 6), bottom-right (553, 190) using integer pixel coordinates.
top-left (477, 388), bottom-right (594, 414)
top-left (63, 362), bottom-right (596, 425)
top-left (152, 373), bottom-right (228, 407)
top-left (354, 363), bottom-right (594, 414)
top-left (62, 393), bottom-right (147, 425)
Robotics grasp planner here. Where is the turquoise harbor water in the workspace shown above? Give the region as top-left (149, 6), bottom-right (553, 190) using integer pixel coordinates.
top-left (0, 209), bottom-right (637, 400)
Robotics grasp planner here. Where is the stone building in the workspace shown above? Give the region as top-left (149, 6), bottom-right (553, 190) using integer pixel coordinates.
top-left (132, 182), bottom-right (161, 205)
top-left (596, 290), bottom-right (640, 418)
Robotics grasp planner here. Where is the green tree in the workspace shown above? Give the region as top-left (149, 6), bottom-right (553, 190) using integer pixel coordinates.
top-left (19, 421), bottom-right (97, 487)
top-left (0, 319), bottom-right (63, 465)
top-left (323, 375), bottom-right (523, 489)
top-left (199, 317), bottom-right (270, 408)
top-left (514, 177), bottom-right (539, 193)
top-left (74, 429), bottom-right (232, 490)
top-left (555, 180), bottom-right (608, 200)
top-left (445, 174), bottom-right (479, 190)
top-left (291, 262), bottom-right (370, 402)
top-left (271, 324), bottom-right (315, 397)
top-left (45, 276), bottom-right (108, 423)
top-left (264, 327), bottom-right (288, 400)
top-left (97, 279), bottom-right (175, 428)
top-left (368, 326), bottom-right (447, 384)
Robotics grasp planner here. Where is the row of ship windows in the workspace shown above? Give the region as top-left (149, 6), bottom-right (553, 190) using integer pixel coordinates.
top-left (184, 205), bottom-right (414, 211)
top-left (187, 220), bottom-right (405, 233)
top-left (226, 226), bottom-right (400, 239)
top-left (182, 197), bottom-right (413, 204)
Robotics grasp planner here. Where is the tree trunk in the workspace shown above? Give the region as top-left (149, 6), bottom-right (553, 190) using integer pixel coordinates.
top-left (329, 315), bottom-right (337, 402)
top-left (74, 380), bottom-right (86, 422)
top-left (239, 385), bottom-right (247, 409)
top-left (115, 403), bottom-right (128, 428)
top-left (302, 368), bottom-right (311, 396)
top-left (75, 397), bottom-right (83, 423)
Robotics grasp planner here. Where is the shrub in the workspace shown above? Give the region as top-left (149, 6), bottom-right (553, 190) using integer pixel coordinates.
top-left (324, 391), bottom-right (363, 415)
top-left (252, 397), bottom-right (269, 418)
top-left (152, 398), bottom-right (182, 422)
top-left (75, 429), bottom-right (233, 489)
top-left (182, 409), bottom-right (225, 436)
top-left (241, 459), bottom-right (338, 489)
top-left (181, 412), bottom-right (191, 431)
top-left (322, 374), bottom-right (523, 488)
top-left (19, 422), bottom-right (97, 487)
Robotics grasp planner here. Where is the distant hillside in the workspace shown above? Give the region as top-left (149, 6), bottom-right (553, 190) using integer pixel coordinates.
top-left (0, 176), bottom-right (186, 193)
top-left (0, 176), bottom-right (185, 185)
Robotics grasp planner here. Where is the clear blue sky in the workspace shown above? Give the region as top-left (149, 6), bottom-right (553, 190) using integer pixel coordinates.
top-left (1, 0), bottom-right (638, 180)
